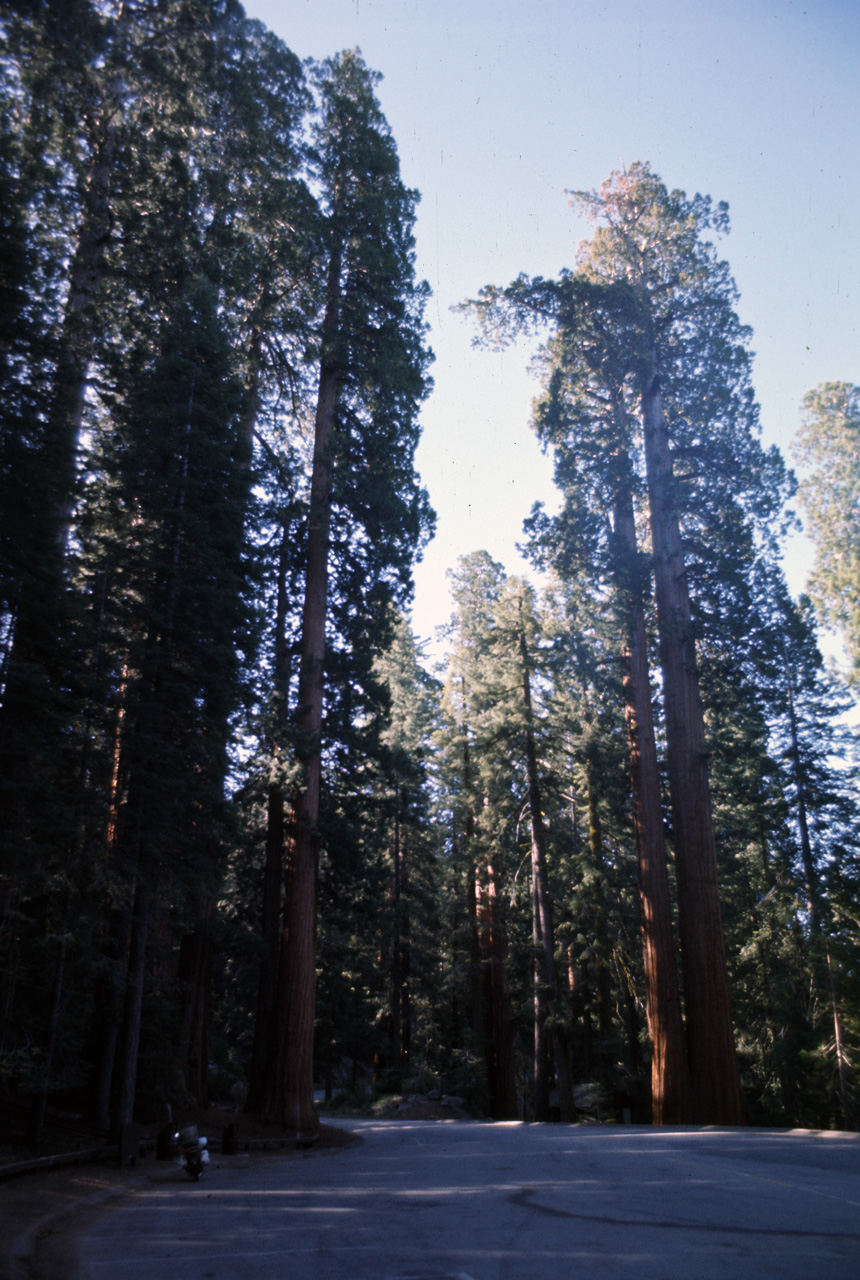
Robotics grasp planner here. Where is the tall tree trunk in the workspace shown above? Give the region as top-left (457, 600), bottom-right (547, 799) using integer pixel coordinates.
top-left (641, 372), bottom-right (744, 1125)
top-left (781, 647), bottom-right (850, 1125)
top-left (624, 977), bottom-right (643, 1077)
top-left (399, 819), bottom-right (412, 1074)
top-left (461, 737), bottom-right (487, 1098)
top-left (178, 901), bottom-right (214, 1108)
top-left (92, 903), bottom-right (134, 1132)
top-left (113, 882), bottom-right (150, 1136)
top-left (389, 807), bottom-right (403, 1085)
top-left (246, 519), bottom-right (291, 1113)
top-left (519, 627), bottom-right (573, 1121)
top-left (260, 243), bottom-right (343, 1135)
top-left (0, 125), bottom-right (117, 900)
top-left (583, 747), bottom-right (613, 1048)
top-left (611, 479), bottom-right (689, 1123)
top-left (26, 935), bottom-right (68, 1146)
top-left (532, 876), bottom-right (549, 1121)
top-left (477, 852), bottom-right (518, 1119)
top-left (47, 121), bottom-right (115, 545)
top-left (826, 953), bottom-right (851, 1128)
top-left (579, 958), bottom-right (595, 1077)
top-left (783, 649), bottom-right (819, 937)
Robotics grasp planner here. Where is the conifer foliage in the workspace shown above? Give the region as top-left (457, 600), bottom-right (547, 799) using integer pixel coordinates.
top-left (0, 5), bottom-right (433, 1139)
top-left (0, 1), bottom-right (856, 1140)
top-left (462, 163), bottom-right (853, 1127)
top-left (793, 383), bottom-right (860, 690)
top-left (258, 50), bottom-right (433, 1137)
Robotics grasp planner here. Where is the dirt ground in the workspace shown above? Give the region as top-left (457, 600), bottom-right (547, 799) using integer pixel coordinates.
top-left (1, 1111), bottom-right (359, 1280)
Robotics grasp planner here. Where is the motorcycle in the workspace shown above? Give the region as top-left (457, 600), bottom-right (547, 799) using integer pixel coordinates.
top-left (177, 1125), bottom-right (210, 1180)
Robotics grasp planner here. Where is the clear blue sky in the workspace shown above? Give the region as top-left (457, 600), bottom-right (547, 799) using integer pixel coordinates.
top-left (245, 0), bottom-right (859, 649)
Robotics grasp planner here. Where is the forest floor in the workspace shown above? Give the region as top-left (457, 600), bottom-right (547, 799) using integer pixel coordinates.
top-left (0, 1108), bottom-right (359, 1280)
top-left (319, 1091), bottom-right (474, 1122)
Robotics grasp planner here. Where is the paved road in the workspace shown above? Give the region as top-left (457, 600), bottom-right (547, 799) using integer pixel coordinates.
top-left (72, 1121), bottom-right (860, 1279)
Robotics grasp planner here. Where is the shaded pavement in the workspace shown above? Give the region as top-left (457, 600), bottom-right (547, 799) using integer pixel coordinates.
top-left (66, 1121), bottom-right (860, 1279)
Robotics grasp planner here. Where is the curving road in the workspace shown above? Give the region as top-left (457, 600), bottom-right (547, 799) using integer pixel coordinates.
top-left (72, 1120), bottom-right (860, 1279)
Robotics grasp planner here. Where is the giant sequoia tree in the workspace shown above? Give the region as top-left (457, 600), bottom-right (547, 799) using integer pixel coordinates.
top-left (259, 51), bottom-right (434, 1136)
top-left (2, 0), bottom-right (855, 1136)
top-left (523, 284), bottom-right (688, 1123)
top-left (464, 164), bottom-right (793, 1124)
top-left (576, 168), bottom-right (745, 1124)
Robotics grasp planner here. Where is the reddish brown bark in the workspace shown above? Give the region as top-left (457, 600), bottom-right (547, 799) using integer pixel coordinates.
top-left (611, 482), bottom-right (689, 1123)
top-left (461, 738), bottom-right (488, 1091)
top-left (245, 781), bottom-right (284, 1113)
top-left (398, 822), bottom-right (412, 1074)
top-left (260, 245), bottom-right (343, 1136)
top-left (582, 746), bottom-right (613, 1048)
top-left (178, 909), bottom-right (214, 1108)
top-left (531, 875), bottom-right (549, 1121)
top-left (114, 882), bottom-right (150, 1134)
top-left (476, 853), bottom-right (518, 1119)
top-left (783, 651), bottom-right (819, 937)
top-left (246, 518), bottom-right (291, 1113)
top-left (641, 374), bottom-right (744, 1125)
top-left (390, 812), bottom-right (403, 1076)
top-left (519, 628), bottom-right (573, 1121)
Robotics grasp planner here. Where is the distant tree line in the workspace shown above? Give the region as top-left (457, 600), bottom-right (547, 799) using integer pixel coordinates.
top-left (0, 3), bottom-right (857, 1141)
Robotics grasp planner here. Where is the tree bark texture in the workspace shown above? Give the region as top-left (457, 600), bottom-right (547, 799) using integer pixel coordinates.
top-left (641, 373), bottom-right (744, 1125)
top-left (390, 811), bottom-right (402, 1078)
top-left (611, 482), bottom-right (689, 1123)
top-left (247, 513), bottom-right (292, 1111)
top-left (583, 754), bottom-right (613, 1047)
top-left (178, 906), bottom-right (214, 1108)
top-left (519, 629), bottom-right (573, 1121)
top-left (532, 880), bottom-right (549, 1122)
top-left (476, 852), bottom-right (518, 1120)
top-left (399, 818), bottom-right (412, 1074)
top-left (114, 882), bottom-right (150, 1134)
top-left (461, 738), bottom-right (488, 1093)
top-left (245, 782), bottom-right (285, 1113)
top-left (783, 651), bottom-right (819, 937)
top-left (260, 243), bottom-right (343, 1135)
